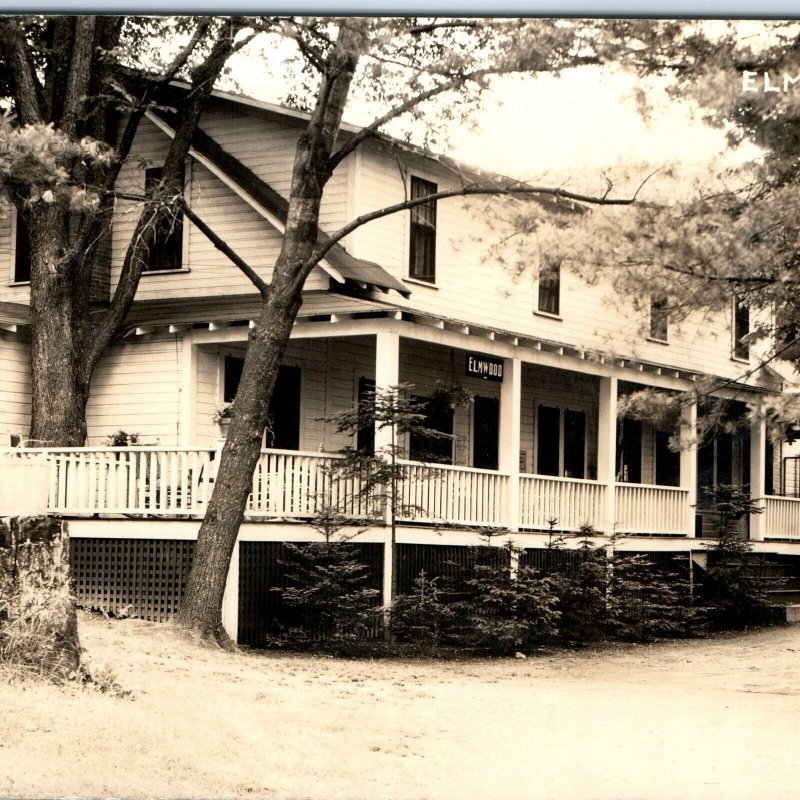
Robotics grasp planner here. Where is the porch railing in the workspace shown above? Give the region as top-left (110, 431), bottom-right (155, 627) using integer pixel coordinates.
top-left (763, 496), bottom-right (800, 540)
top-left (397, 460), bottom-right (508, 527)
top-left (519, 474), bottom-right (605, 531)
top-left (615, 483), bottom-right (690, 535)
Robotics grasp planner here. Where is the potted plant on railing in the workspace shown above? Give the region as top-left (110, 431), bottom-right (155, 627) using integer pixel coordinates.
top-left (104, 430), bottom-right (140, 447)
top-left (213, 402), bottom-right (233, 436)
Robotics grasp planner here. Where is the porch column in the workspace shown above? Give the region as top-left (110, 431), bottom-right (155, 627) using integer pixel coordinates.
top-left (179, 332), bottom-right (197, 446)
top-left (680, 399), bottom-right (698, 537)
top-left (221, 539), bottom-right (240, 643)
top-left (499, 357), bottom-right (522, 531)
top-left (375, 332), bottom-right (400, 609)
top-left (597, 376), bottom-right (618, 534)
top-left (750, 407), bottom-right (767, 542)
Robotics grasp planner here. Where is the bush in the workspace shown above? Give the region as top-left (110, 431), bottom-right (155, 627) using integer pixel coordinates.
top-left (697, 485), bottom-right (782, 630)
top-left (448, 543), bottom-right (560, 654)
top-left (390, 570), bottom-right (454, 654)
top-left (605, 553), bottom-right (697, 641)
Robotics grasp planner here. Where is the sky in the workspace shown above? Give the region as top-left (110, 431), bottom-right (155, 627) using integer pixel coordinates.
top-left (227, 24), bottom-right (763, 198)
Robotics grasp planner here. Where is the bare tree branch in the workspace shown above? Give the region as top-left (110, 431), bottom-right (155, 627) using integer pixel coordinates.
top-left (181, 201), bottom-right (270, 297)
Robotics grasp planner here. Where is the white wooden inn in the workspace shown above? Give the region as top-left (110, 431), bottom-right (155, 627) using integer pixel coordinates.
top-left (2, 88), bottom-right (800, 641)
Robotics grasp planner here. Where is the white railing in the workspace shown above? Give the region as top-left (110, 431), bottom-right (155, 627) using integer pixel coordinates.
top-left (398, 460), bottom-right (508, 527)
top-left (615, 483), bottom-right (691, 535)
top-left (519, 474), bottom-right (605, 531)
top-left (43, 447), bottom-right (219, 516)
top-left (763, 496), bottom-right (800, 540)
top-left (246, 450), bottom-right (380, 519)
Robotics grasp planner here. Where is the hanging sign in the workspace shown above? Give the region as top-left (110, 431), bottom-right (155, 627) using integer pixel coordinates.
top-left (465, 353), bottom-right (504, 382)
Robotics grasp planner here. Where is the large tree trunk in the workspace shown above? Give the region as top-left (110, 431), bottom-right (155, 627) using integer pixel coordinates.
top-left (175, 288), bottom-right (302, 644)
top-left (27, 206), bottom-right (90, 447)
top-left (176, 24), bottom-right (362, 643)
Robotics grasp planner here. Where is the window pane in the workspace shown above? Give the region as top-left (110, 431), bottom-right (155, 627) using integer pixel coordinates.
top-left (617, 418), bottom-right (642, 483)
top-left (649, 295), bottom-right (668, 341)
top-left (409, 177), bottom-right (437, 282)
top-left (734, 297), bottom-right (749, 359)
top-left (14, 215), bottom-right (31, 283)
top-left (145, 166), bottom-right (184, 271)
top-left (655, 430), bottom-right (680, 486)
top-left (564, 409), bottom-right (585, 479)
top-left (537, 405), bottom-right (560, 476)
top-left (538, 260), bottom-right (560, 315)
top-left (357, 377), bottom-right (376, 454)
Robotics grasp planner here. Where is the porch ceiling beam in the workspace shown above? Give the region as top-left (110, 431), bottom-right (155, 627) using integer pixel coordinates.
top-left (134, 326), bottom-right (155, 336)
top-left (208, 321), bottom-right (229, 331)
top-left (0, 323), bottom-right (17, 333)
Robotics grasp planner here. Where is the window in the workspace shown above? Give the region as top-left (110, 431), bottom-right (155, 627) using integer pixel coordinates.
top-left (408, 177), bottom-right (437, 282)
top-left (655, 430), bottom-right (680, 487)
top-left (409, 395), bottom-right (453, 463)
top-left (617, 418), bottom-right (642, 483)
top-left (733, 296), bottom-right (750, 360)
top-left (356, 377), bottom-right (376, 455)
top-left (649, 295), bottom-right (668, 342)
top-left (537, 258), bottom-right (560, 315)
top-left (535, 405), bottom-right (586, 478)
top-left (144, 166), bottom-right (184, 271)
top-left (12, 212), bottom-right (30, 283)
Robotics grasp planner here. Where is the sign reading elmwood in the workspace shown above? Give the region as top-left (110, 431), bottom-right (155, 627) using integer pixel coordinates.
top-left (465, 353), bottom-right (504, 382)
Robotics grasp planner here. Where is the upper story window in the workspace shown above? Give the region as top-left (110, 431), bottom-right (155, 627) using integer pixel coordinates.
top-left (733, 295), bottom-right (750, 360)
top-left (13, 212), bottom-right (31, 284)
top-left (144, 166), bottom-right (184, 272)
top-left (409, 176), bottom-right (437, 283)
top-left (649, 295), bottom-right (669, 342)
top-left (537, 258), bottom-right (561, 315)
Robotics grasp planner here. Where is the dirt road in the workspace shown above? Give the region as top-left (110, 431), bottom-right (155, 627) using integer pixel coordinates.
top-left (1, 614), bottom-right (798, 799)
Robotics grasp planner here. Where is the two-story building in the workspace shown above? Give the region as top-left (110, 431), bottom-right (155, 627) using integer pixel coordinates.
top-left (2, 86), bottom-right (799, 644)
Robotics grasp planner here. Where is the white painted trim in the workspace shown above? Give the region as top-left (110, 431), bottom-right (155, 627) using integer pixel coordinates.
top-left (143, 109), bottom-right (345, 284)
top-left (179, 332), bottom-right (197, 446)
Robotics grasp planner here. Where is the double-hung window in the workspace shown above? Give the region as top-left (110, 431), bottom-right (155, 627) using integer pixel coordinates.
top-left (144, 166), bottom-right (184, 272)
top-left (733, 295), bottom-right (750, 360)
top-left (409, 177), bottom-right (437, 282)
top-left (12, 212), bottom-right (31, 283)
top-left (537, 258), bottom-right (561, 315)
top-left (649, 295), bottom-right (669, 342)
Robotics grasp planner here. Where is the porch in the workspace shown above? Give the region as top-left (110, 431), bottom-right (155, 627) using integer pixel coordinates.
top-left (7, 444), bottom-right (800, 540)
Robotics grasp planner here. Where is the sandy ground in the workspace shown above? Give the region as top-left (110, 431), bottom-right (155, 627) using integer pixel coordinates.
top-left (1, 614), bottom-right (799, 800)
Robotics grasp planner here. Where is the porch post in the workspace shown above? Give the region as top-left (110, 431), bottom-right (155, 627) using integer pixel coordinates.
top-left (221, 538), bottom-right (240, 643)
top-left (375, 332), bottom-right (400, 609)
top-left (179, 332), bottom-right (197, 446)
top-left (597, 376), bottom-right (618, 534)
top-left (750, 406), bottom-right (766, 542)
top-left (499, 357), bottom-right (522, 531)
top-left (680, 399), bottom-right (698, 537)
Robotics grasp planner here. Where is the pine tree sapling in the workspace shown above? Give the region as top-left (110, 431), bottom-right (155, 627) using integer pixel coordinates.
top-left (390, 570), bottom-right (455, 654)
top-left (270, 503), bottom-right (379, 647)
top-left (699, 485), bottom-right (781, 630)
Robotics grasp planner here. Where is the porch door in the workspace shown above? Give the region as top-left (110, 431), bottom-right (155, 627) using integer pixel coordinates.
top-left (267, 365), bottom-right (301, 450)
top-left (536, 405), bottom-right (560, 476)
top-left (473, 395), bottom-right (499, 470)
top-left (409, 396), bottom-right (454, 463)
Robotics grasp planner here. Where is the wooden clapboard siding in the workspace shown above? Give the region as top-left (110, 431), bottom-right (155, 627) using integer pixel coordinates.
top-left (86, 335), bottom-right (182, 445)
top-left (109, 116), bottom-right (330, 302)
top-left (321, 335), bottom-right (375, 452)
top-left (352, 143), bottom-right (762, 386)
top-left (197, 109), bottom-right (352, 236)
top-left (0, 332), bottom-right (31, 442)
